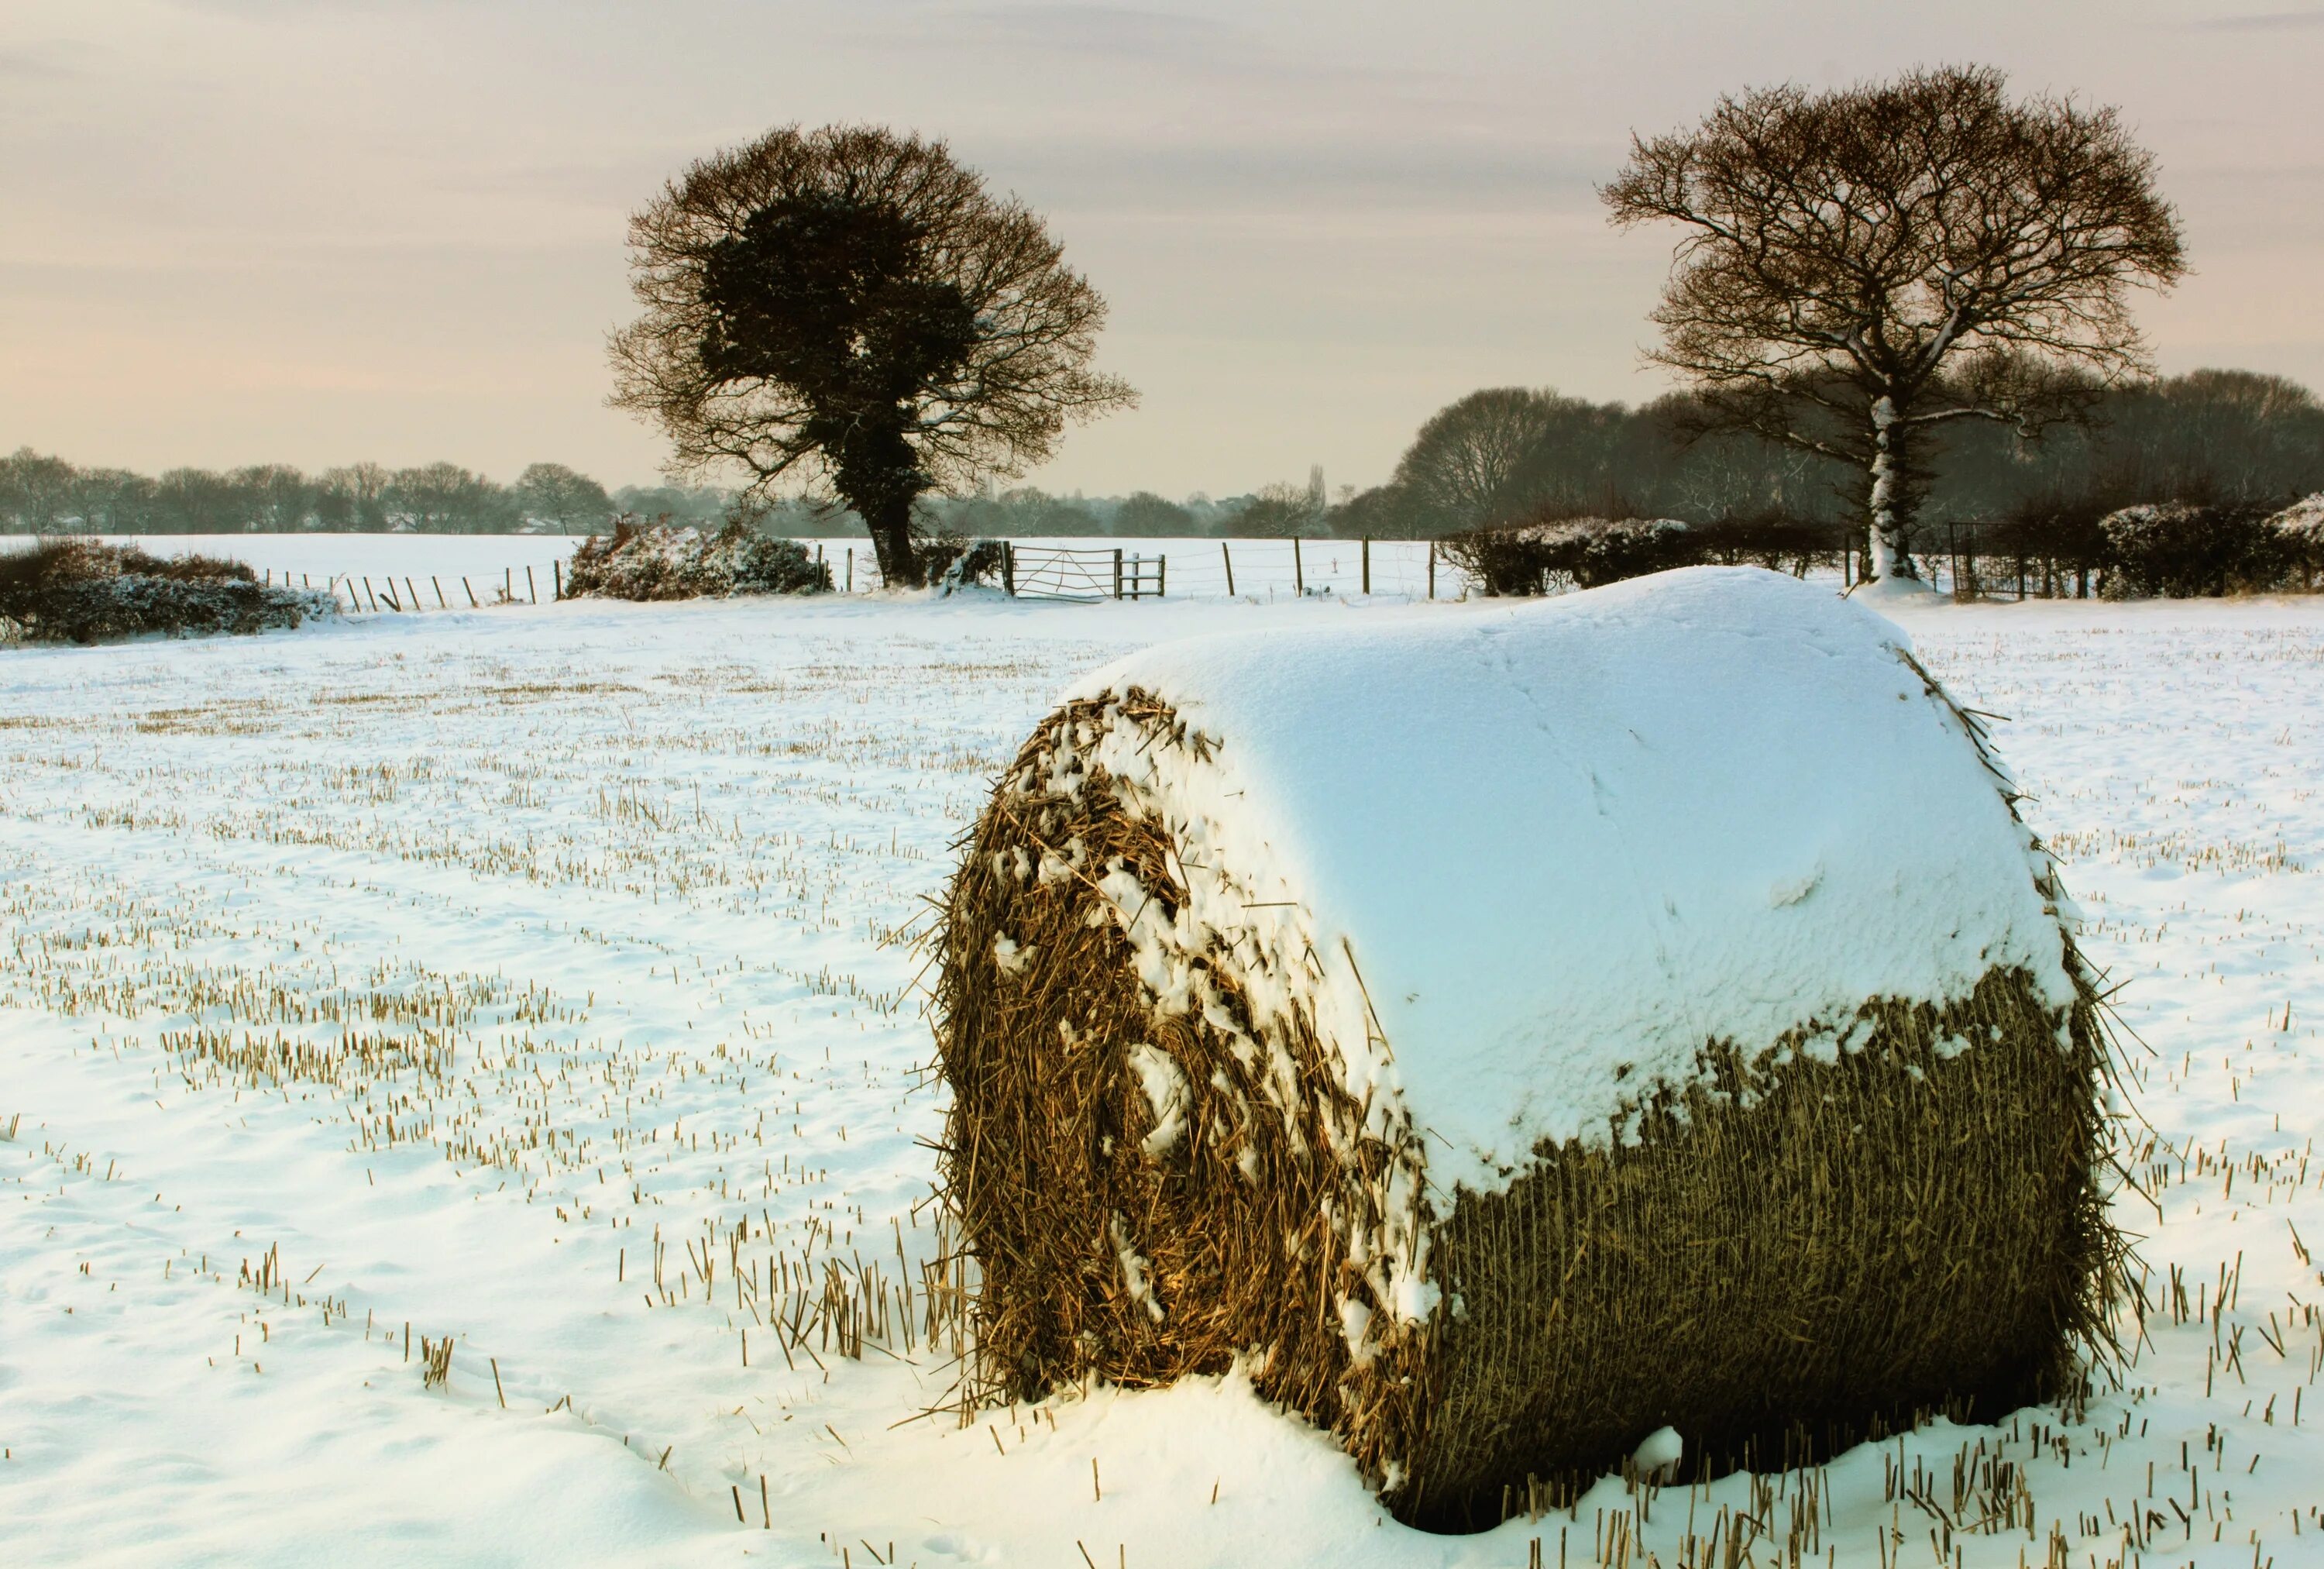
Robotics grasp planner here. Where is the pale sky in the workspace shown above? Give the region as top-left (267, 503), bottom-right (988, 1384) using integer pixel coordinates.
top-left (5, 0), bottom-right (2321, 497)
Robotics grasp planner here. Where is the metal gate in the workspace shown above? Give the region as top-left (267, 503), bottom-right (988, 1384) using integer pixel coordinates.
top-left (1003, 544), bottom-right (1167, 601)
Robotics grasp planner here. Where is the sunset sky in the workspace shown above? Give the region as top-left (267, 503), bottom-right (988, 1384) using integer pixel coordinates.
top-left (5, 0), bottom-right (2321, 496)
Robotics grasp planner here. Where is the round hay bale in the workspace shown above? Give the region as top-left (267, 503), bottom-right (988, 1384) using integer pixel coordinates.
top-left (933, 566), bottom-right (2115, 1529)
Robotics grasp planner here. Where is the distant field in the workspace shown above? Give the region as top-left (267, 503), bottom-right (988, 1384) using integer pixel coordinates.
top-left (51, 532), bottom-right (587, 588)
top-left (4, 532), bottom-right (1461, 604)
top-left (5, 587), bottom-right (2324, 1565)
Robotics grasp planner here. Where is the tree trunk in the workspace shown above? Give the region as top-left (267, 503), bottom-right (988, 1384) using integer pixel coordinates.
top-left (1865, 395), bottom-right (1920, 582)
top-left (865, 497), bottom-right (920, 589)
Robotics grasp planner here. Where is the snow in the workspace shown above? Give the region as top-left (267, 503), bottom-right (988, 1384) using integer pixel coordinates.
top-left (1848, 573), bottom-right (1942, 602)
top-left (2266, 494), bottom-right (2324, 541)
top-left (42, 533), bottom-right (1456, 604)
top-left (6, 567), bottom-right (2324, 1567)
top-left (1062, 566), bottom-right (2074, 1193)
top-left (1630, 1426), bottom-right (1684, 1478)
top-left (1125, 1042), bottom-right (1191, 1155)
top-left (64, 532), bottom-right (585, 588)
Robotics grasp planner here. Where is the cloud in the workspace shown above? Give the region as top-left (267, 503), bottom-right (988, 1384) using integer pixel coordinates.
top-left (0, 43), bottom-right (90, 81)
top-left (2196, 8), bottom-right (2324, 28)
top-left (848, 0), bottom-right (1452, 98)
top-left (867, 2), bottom-right (1240, 65)
top-left (985, 136), bottom-right (1612, 218)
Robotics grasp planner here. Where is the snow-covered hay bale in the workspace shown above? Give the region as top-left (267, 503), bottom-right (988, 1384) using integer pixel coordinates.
top-left (933, 567), bottom-right (2113, 1529)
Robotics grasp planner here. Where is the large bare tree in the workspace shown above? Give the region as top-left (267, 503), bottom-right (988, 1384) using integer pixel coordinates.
top-left (610, 125), bottom-right (1134, 587)
top-left (1604, 66), bottom-right (2186, 585)
top-left (1390, 387), bottom-right (1629, 532)
top-left (1391, 388), bottom-right (1567, 531)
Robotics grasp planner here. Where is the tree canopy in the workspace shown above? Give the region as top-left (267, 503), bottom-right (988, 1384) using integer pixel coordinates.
top-left (609, 124), bottom-right (1134, 586)
top-left (1604, 65), bottom-right (2186, 583)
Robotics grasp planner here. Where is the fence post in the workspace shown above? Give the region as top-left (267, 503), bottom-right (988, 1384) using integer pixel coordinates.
top-left (1293, 537), bottom-right (1304, 595)
top-left (463, 576), bottom-right (478, 608)
top-left (1003, 540), bottom-right (1015, 597)
top-left (432, 575), bottom-right (446, 608)
top-left (1361, 536), bottom-right (1370, 595)
top-left (1427, 540), bottom-right (1435, 600)
top-left (1220, 541), bottom-right (1236, 597)
top-left (526, 566), bottom-right (538, 604)
top-left (552, 561), bottom-right (562, 600)
top-left (405, 576), bottom-right (421, 611)
top-left (845, 548), bottom-right (853, 594)
top-left (1112, 548), bottom-right (1123, 600)
top-left (361, 576), bottom-right (378, 612)
top-left (504, 568), bottom-right (512, 602)
top-left (1157, 554), bottom-right (1166, 598)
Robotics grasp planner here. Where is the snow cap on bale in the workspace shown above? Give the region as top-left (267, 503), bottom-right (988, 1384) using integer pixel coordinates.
top-left (1057, 565), bottom-right (2077, 1193)
top-left (936, 565), bottom-right (2110, 1531)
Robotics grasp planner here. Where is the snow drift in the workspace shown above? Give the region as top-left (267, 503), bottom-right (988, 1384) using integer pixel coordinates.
top-left (933, 567), bottom-right (2113, 1529)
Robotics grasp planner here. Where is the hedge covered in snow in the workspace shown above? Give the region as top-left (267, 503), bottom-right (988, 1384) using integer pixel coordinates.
top-left (563, 519), bottom-right (830, 600)
top-left (0, 538), bottom-right (335, 645)
top-left (2098, 502), bottom-right (2291, 598)
top-left (1438, 515), bottom-right (1695, 595)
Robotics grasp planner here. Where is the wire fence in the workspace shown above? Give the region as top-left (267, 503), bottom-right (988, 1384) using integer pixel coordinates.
top-left (279, 532), bottom-right (2120, 617)
top-left (837, 537), bottom-right (1465, 601)
top-left (280, 563), bottom-right (566, 614)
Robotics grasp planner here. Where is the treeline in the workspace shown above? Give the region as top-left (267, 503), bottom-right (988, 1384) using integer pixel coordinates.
top-left (13, 367), bottom-right (2319, 545)
top-left (1342, 370), bottom-right (2324, 544)
top-left (0, 446), bottom-right (1274, 540)
top-left (923, 366), bottom-right (2324, 547)
top-left (0, 455), bottom-right (757, 537)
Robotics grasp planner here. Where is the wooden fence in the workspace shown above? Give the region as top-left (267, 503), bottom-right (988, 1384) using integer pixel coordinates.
top-left (285, 532), bottom-right (2118, 614)
top-left (280, 563), bottom-right (566, 614)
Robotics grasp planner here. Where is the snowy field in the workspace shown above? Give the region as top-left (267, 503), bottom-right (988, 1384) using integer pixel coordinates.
top-left (39, 533), bottom-right (1455, 604)
top-left (3, 585), bottom-right (2322, 1567)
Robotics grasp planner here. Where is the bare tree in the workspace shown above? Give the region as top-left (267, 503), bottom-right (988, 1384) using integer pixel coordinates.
top-left (514, 462), bottom-right (614, 535)
top-left (383, 464), bottom-right (515, 535)
top-left (154, 468), bottom-right (239, 533)
top-left (229, 464), bottom-right (315, 532)
top-left (610, 124), bottom-right (1134, 587)
top-left (320, 463), bottom-right (393, 532)
top-left (1231, 480), bottom-right (1328, 538)
top-left (1112, 490), bottom-right (1194, 535)
top-left (67, 466), bottom-right (155, 532)
top-left (1603, 66), bottom-right (2186, 583)
top-left (1391, 389), bottom-right (1570, 532)
top-left (0, 448), bottom-right (77, 534)
top-left (1391, 387), bottom-right (1631, 533)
